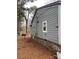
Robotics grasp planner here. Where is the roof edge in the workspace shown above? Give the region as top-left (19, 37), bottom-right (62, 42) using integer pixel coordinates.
top-left (37, 1), bottom-right (61, 10)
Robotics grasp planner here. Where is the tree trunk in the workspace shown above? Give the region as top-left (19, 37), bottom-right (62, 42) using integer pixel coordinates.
top-left (25, 16), bottom-right (28, 34)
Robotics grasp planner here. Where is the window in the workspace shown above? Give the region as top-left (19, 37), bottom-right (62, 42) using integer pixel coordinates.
top-left (42, 21), bottom-right (47, 32)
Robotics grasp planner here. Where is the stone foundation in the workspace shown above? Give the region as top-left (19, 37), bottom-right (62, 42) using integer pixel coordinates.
top-left (32, 36), bottom-right (61, 53)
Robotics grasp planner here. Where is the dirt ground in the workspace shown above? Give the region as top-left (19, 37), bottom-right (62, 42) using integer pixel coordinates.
top-left (17, 36), bottom-right (56, 59)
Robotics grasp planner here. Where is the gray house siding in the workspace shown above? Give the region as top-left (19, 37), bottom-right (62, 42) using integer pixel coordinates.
top-left (31, 16), bottom-right (36, 36)
top-left (58, 5), bottom-right (61, 44)
top-left (31, 1), bottom-right (60, 44)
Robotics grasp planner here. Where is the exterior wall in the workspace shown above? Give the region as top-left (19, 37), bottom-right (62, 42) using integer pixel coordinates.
top-left (58, 5), bottom-right (61, 44)
top-left (31, 16), bottom-right (37, 36)
top-left (47, 5), bottom-right (58, 43)
top-left (32, 4), bottom-right (60, 44)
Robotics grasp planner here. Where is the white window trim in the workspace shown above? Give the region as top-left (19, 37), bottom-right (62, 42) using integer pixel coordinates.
top-left (42, 20), bottom-right (47, 32)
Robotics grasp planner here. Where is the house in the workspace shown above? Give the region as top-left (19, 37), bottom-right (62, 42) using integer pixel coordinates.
top-left (31, 1), bottom-right (61, 53)
top-left (31, 1), bottom-right (61, 58)
top-left (31, 0), bottom-right (60, 43)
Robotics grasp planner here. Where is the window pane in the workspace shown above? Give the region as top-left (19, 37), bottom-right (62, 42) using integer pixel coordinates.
top-left (43, 27), bottom-right (46, 31)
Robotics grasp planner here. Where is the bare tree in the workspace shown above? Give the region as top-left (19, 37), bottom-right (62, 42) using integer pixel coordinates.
top-left (17, 0), bottom-right (37, 35)
top-left (17, 0), bottom-right (27, 35)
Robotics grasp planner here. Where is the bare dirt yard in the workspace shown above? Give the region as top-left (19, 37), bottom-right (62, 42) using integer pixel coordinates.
top-left (17, 36), bottom-right (56, 59)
